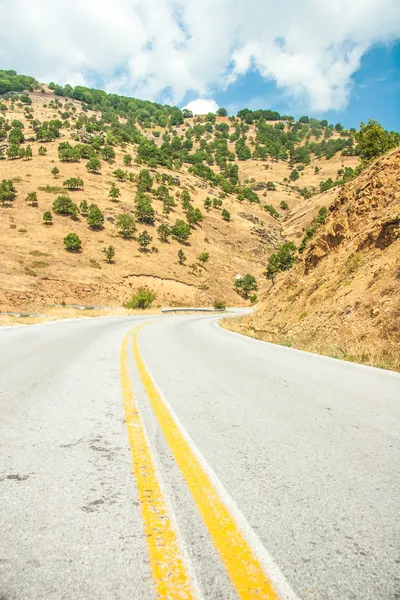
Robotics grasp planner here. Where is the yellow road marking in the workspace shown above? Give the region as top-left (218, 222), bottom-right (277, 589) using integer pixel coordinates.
top-left (120, 326), bottom-right (195, 599)
top-left (133, 325), bottom-right (280, 599)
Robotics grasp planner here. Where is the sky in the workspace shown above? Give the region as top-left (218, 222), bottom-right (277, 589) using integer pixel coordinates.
top-left (0, 0), bottom-right (399, 130)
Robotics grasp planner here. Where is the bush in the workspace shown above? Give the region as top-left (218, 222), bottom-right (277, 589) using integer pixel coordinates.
top-left (264, 204), bottom-right (280, 219)
top-left (222, 208), bottom-right (231, 221)
top-left (157, 223), bottom-right (171, 242)
top-left (137, 169), bottom-right (153, 192)
top-left (124, 286), bottom-right (156, 309)
top-left (198, 251), bottom-right (209, 265)
top-left (64, 233), bottom-right (82, 252)
top-left (86, 157), bottom-right (101, 173)
top-left (53, 195), bottom-right (78, 217)
top-left (135, 193), bottom-right (155, 224)
top-left (280, 200), bottom-right (289, 210)
top-left (79, 199), bottom-right (89, 215)
top-left (213, 299), bottom-right (226, 310)
top-left (178, 249), bottom-right (186, 264)
top-left (123, 153), bottom-right (132, 166)
top-left (38, 146), bottom-right (47, 155)
top-left (43, 211), bottom-right (52, 224)
top-left (116, 213), bottom-right (136, 239)
top-left (51, 167), bottom-right (59, 177)
top-left (26, 191), bottom-right (38, 206)
top-left (109, 182), bottom-right (120, 200)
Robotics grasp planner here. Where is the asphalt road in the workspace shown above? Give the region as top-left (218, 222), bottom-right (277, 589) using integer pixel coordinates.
top-left (0, 314), bottom-right (399, 600)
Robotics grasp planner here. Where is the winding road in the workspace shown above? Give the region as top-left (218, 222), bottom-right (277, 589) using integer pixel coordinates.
top-left (0, 314), bottom-right (399, 599)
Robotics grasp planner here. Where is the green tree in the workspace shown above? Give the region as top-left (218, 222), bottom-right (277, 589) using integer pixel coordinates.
top-left (24, 145), bottom-right (32, 160)
top-left (113, 168), bottom-right (127, 180)
top-left (222, 208), bottom-right (231, 221)
top-left (87, 204), bottom-right (104, 230)
top-left (204, 197), bottom-right (212, 211)
top-left (38, 146), bottom-right (47, 155)
top-left (171, 219), bottom-right (191, 242)
top-left (186, 206), bottom-right (204, 226)
top-left (157, 223), bottom-right (171, 242)
top-left (43, 211), bottom-right (53, 225)
top-left (137, 229), bottom-right (152, 251)
top-left (8, 127), bottom-right (24, 144)
top-left (280, 200), bottom-right (289, 210)
top-left (109, 182), bottom-right (120, 201)
top-left (53, 195), bottom-right (78, 217)
top-left (213, 197), bottom-right (222, 209)
top-left (178, 249), bottom-right (186, 264)
top-left (265, 242), bottom-right (297, 284)
top-left (0, 179), bottom-right (17, 205)
top-left (137, 168), bottom-right (153, 192)
top-left (79, 200), bottom-right (89, 216)
top-left (162, 195), bottom-right (176, 215)
top-left (86, 156), bottom-right (101, 173)
top-left (198, 251), bottom-right (209, 265)
top-left (103, 245), bottom-right (115, 263)
top-left (116, 213), bottom-right (136, 239)
top-left (135, 193), bottom-right (155, 224)
top-left (101, 145), bottom-right (115, 162)
top-left (51, 166), bottom-right (60, 177)
top-left (356, 119), bottom-right (398, 160)
top-left (64, 233), bottom-right (82, 252)
top-left (63, 177), bottom-right (84, 190)
top-left (290, 169), bottom-right (299, 181)
top-left (6, 144), bottom-right (21, 159)
top-left (217, 107), bottom-right (228, 117)
top-left (123, 153), bottom-right (132, 166)
top-left (234, 274), bottom-right (257, 298)
top-left (26, 191), bottom-right (38, 206)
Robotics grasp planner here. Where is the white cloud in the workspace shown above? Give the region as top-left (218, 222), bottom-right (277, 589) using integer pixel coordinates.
top-left (0, 0), bottom-right (399, 111)
top-left (183, 99), bottom-right (219, 114)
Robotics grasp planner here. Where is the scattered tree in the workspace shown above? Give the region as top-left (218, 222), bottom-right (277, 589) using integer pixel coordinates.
top-left (43, 211), bottom-right (53, 225)
top-left (64, 233), bottom-right (82, 252)
top-left (198, 251), bottom-right (209, 266)
top-left (265, 242), bottom-right (297, 284)
top-left (87, 204), bottom-right (104, 230)
top-left (137, 229), bottom-right (152, 251)
top-left (222, 208), bottom-right (231, 221)
top-left (0, 179), bottom-right (17, 205)
top-left (38, 146), bottom-right (47, 155)
top-left (103, 245), bottom-right (115, 263)
top-left (178, 249), bottom-right (186, 264)
top-left (109, 182), bottom-right (120, 201)
top-left (51, 166), bottom-right (60, 178)
top-left (116, 213), bottom-right (136, 239)
top-left (53, 195), bottom-right (78, 217)
top-left (135, 193), bottom-right (155, 224)
top-left (234, 274), bottom-right (258, 298)
top-left (124, 286), bottom-right (156, 309)
top-left (79, 199), bottom-right (89, 216)
top-left (204, 197), bottom-right (212, 211)
top-left (63, 177), bottom-right (84, 190)
top-left (171, 219), bottom-right (191, 243)
top-left (113, 168), bottom-right (127, 181)
top-left (86, 156), bottom-right (101, 173)
top-left (356, 119), bottom-right (398, 160)
top-left (26, 191), bottom-right (38, 206)
top-left (137, 169), bottom-right (153, 192)
top-left (217, 107), bottom-right (228, 117)
top-left (123, 153), bottom-right (132, 166)
top-left (157, 223), bottom-right (171, 242)
top-left (280, 200), bottom-right (289, 210)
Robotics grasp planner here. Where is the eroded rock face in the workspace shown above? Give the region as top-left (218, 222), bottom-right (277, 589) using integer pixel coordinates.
top-left (304, 148), bottom-right (400, 273)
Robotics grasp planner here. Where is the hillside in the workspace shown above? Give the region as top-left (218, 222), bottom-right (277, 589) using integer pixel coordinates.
top-left (224, 149), bottom-right (400, 370)
top-left (0, 72), bottom-right (362, 312)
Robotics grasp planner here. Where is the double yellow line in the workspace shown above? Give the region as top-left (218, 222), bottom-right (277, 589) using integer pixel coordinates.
top-left (121, 322), bottom-right (281, 599)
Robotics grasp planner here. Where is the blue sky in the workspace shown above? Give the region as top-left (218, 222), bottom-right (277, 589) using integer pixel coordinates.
top-left (181, 43), bottom-right (400, 131)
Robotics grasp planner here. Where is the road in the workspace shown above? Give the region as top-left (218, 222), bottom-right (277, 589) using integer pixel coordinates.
top-left (0, 314), bottom-right (399, 600)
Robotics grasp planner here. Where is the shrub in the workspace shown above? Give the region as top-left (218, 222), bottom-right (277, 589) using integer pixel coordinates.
top-left (103, 245), bottom-right (115, 263)
top-left (124, 286), bottom-right (156, 309)
top-left (137, 229), bottom-right (152, 250)
top-left (186, 206), bottom-right (204, 226)
top-left (51, 167), bottom-right (59, 177)
top-left (213, 299), bottom-right (226, 310)
top-left (204, 197), bottom-right (212, 211)
top-left (234, 274), bottom-right (257, 298)
top-left (222, 208), bottom-right (231, 221)
top-left (79, 199), bottom-right (89, 215)
top-left (198, 251), bottom-right (209, 265)
top-left (38, 146), bottom-right (47, 155)
top-left (116, 213), bottom-right (136, 239)
top-left (178, 249), bottom-right (186, 264)
top-left (264, 204), bottom-right (280, 219)
top-left (123, 153), bottom-right (132, 166)
top-left (64, 233), bottom-right (82, 252)
top-left (213, 198), bottom-right (223, 209)
top-left (137, 168), bottom-right (153, 192)
top-left (43, 211), bottom-right (53, 225)
top-left (53, 195), bottom-right (78, 217)
top-left (113, 168), bottom-right (127, 181)
top-left (135, 193), bottom-right (155, 224)
top-left (87, 204), bottom-right (104, 230)
top-left (280, 200), bottom-right (289, 210)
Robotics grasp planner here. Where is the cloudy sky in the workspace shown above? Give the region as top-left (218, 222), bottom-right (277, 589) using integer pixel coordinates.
top-left (1, 0), bottom-right (399, 128)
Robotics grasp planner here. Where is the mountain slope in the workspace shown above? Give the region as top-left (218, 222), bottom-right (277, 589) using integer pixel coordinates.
top-left (224, 149), bottom-right (400, 370)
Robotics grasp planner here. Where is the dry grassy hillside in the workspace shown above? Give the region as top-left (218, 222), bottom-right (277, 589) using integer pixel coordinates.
top-left (224, 149), bottom-right (400, 370)
top-left (0, 86), bottom-right (359, 312)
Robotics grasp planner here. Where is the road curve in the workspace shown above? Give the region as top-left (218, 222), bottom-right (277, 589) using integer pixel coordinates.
top-left (0, 314), bottom-right (399, 600)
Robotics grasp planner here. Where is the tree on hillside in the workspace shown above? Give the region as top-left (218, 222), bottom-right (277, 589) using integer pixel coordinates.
top-left (123, 153), bottom-right (132, 166)
top-left (198, 251), bottom-right (209, 266)
top-left (53, 195), bottom-right (78, 218)
top-left (171, 219), bottom-right (191, 243)
top-left (64, 233), bottom-right (82, 252)
top-left (217, 107), bottom-right (228, 117)
top-left (64, 177), bottom-right (84, 190)
top-left (0, 179), bottom-right (16, 205)
top-left (51, 167), bottom-right (60, 178)
top-left (109, 182), bottom-right (120, 201)
top-left (26, 191), bottom-right (38, 206)
top-left (103, 245), bottom-right (115, 263)
top-left (135, 193), bottom-right (155, 224)
top-left (178, 249), bottom-right (186, 264)
top-left (87, 204), bottom-right (104, 230)
top-left (115, 213), bottom-right (136, 239)
top-left (137, 229), bottom-right (152, 251)
top-left (157, 223), bottom-right (171, 242)
top-left (86, 156), bottom-right (101, 173)
top-left (137, 168), bottom-right (153, 192)
top-left (234, 274), bottom-right (257, 298)
top-left (43, 211), bottom-right (53, 225)
top-left (265, 242), bottom-right (297, 284)
top-left (356, 119), bottom-right (398, 160)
